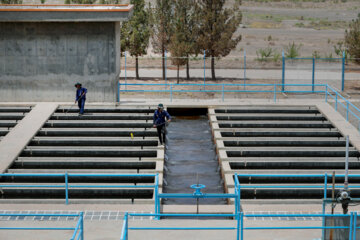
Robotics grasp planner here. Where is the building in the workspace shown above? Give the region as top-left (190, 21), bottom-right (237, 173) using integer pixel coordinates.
top-left (0, 4), bottom-right (133, 102)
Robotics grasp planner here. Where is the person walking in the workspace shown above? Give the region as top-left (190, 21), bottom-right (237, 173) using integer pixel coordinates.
top-left (74, 83), bottom-right (87, 115)
top-left (153, 103), bottom-right (171, 145)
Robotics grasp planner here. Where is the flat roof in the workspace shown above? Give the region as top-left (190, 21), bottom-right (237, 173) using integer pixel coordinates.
top-left (0, 4), bottom-right (133, 22)
top-left (0, 4), bottom-right (133, 12)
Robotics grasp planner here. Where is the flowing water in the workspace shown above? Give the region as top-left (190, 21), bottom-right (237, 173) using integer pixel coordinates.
top-left (163, 115), bottom-right (225, 204)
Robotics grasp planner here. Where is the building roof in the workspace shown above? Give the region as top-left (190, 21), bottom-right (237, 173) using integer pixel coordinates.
top-left (0, 4), bottom-right (133, 22)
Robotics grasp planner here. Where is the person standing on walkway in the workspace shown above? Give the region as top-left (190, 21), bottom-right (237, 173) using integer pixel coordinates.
top-left (153, 103), bottom-right (171, 145)
top-left (75, 83), bottom-right (87, 115)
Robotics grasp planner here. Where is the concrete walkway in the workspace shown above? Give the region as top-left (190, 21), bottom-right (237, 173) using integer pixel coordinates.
top-left (0, 103), bottom-right (58, 173)
top-left (317, 102), bottom-right (360, 152)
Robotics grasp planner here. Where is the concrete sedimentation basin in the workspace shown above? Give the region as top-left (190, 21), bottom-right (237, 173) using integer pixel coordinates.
top-left (0, 100), bottom-right (360, 239)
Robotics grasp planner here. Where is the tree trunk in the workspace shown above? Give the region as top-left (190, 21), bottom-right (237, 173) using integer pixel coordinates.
top-left (162, 48), bottom-right (166, 80)
top-left (186, 56), bottom-right (190, 80)
top-left (135, 56), bottom-right (140, 80)
top-left (211, 55), bottom-right (216, 80)
top-left (177, 64), bottom-right (180, 84)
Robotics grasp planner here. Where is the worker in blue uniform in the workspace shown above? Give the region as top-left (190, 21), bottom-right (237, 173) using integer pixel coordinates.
top-left (74, 83), bottom-right (87, 115)
top-left (153, 103), bottom-right (171, 145)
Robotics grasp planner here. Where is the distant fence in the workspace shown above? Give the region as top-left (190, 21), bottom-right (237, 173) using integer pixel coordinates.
top-left (0, 212), bottom-right (84, 240)
top-left (120, 51), bottom-right (360, 92)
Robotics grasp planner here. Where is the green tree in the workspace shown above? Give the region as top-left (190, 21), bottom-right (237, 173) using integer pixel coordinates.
top-left (345, 17), bottom-right (360, 64)
top-left (0, 0), bottom-right (22, 3)
top-left (168, 0), bottom-right (197, 82)
top-left (150, 0), bottom-right (173, 80)
top-left (196, 0), bottom-right (242, 80)
top-left (120, 0), bottom-right (150, 79)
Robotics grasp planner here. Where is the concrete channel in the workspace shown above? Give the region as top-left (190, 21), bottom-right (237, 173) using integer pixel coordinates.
top-left (163, 108), bottom-right (225, 204)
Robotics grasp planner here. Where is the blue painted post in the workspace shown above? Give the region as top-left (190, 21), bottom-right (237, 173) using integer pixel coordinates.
top-left (342, 51), bottom-right (345, 92)
top-left (238, 182), bottom-right (241, 210)
top-left (321, 173), bottom-right (328, 239)
top-left (125, 212), bottom-right (128, 240)
top-left (347, 102), bottom-right (349, 121)
top-left (234, 173), bottom-right (238, 217)
top-left (325, 85), bottom-right (328, 102)
top-left (155, 173), bottom-right (159, 219)
top-left (125, 52), bottom-right (127, 90)
top-left (65, 172), bottom-right (69, 205)
top-left (240, 212), bottom-right (244, 240)
top-left (80, 212), bottom-right (84, 240)
top-left (244, 50), bottom-right (246, 90)
top-left (222, 84), bottom-right (224, 102)
top-left (354, 212), bottom-right (357, 240)
top-left (324, 173), bottom-right (328, 200)
top-left (165, 50), bottom-right (167, 87)
top-left (203, 50), bottom-right (206, 90)
top-left (282, 51), bottom-right (285, 92)
top-left (312, 57), bottom-right (315, 92)
top-left (236, 212), bottom-right (240, 240)
top-left (322, 173), bottom-right (328, 239)
top-left (350, 212), bottom-right (354, 240)
top-left (335, 93), bottom-right (338, 111)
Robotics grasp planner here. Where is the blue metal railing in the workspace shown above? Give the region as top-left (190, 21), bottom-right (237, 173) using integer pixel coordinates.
top-left (120, 212), bottom-right (241, 240)
top-left (118, 82), bottom-right (360, 132)
top-left (0, 212), bottom-right (84, 240)
top-left (0, 173), bottom-right (159, 206)
top-left (326, 84), bottom-right (360, 131)
top-left (234, 172), bottom-right (360, 239)
top-left (240, 212), bottom-right (356, 240)
top-left (154, 183), bottom-right (241, 220)
top-left (119, 212), bottom-right (358, 240)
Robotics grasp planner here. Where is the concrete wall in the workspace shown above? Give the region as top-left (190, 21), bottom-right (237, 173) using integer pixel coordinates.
top-left (0, 22), bottom-right (119, 102)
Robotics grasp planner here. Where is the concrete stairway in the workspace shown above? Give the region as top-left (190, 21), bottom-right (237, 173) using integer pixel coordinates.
top-left (0, 106), bottom-right (32, 141)
top-left (1, 106), bottom-right (163, 203)
top-left (210, 106), bottom-right (360, 201)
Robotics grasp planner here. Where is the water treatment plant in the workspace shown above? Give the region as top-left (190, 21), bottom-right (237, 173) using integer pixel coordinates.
top-left (1, 2), bottom-right (360, 240)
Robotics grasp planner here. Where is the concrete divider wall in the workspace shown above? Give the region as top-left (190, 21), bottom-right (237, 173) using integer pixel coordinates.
top-left (0, 22), bottom-right (120, 102)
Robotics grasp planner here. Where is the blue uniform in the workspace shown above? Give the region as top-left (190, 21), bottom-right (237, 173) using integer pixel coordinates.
top-left (76, 87), bottom-right (87, 114)
top-left (153, 109), bottom-right (171, 126)
top-left (153, 109), bottom-right (171, 145)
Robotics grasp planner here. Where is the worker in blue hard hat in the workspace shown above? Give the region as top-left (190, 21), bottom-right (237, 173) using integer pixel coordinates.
top-left (153, 103), bottom-right (171, 145)
top-left (74, 83), bottom-right (87, 115)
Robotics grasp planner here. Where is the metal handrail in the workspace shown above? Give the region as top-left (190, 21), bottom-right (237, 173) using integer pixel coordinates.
top-left (0, 173), bottom-right (159, 205)
top-left (0, 212), bottom-right (84, 240)
top-left (119, 82), bottom-right (360, 131)
top-left (119, 211), bottom-right (359, 240)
